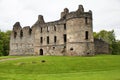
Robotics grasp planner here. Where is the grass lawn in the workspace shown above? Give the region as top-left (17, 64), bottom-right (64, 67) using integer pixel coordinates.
top-left (0, 55), bottom-right (120, 80)
top-left (0, 56), bottom-right (24, 60)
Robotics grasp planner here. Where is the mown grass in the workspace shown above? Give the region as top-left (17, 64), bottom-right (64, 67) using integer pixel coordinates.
top-left (0, 55), bottom-right (120, 80)
top-left (0, 56), bottom-right (23, 60)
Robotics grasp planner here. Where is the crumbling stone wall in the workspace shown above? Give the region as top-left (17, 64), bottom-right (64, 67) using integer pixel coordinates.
top-left (94, 39), bottom-right (110, 54)
top-left (9, 5), bottom-right (98, 56)
top-left (10, 22), bottom-right (34, 55)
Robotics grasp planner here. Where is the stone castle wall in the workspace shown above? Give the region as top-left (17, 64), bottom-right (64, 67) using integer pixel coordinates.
top-left (94, 39), bottom-right (109, 54)
top-left (9, 5), bottom-right (109, 56)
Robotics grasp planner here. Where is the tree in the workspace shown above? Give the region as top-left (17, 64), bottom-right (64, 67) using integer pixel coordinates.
top-left (94, 30), bottom-right (120, 54)
top-left (94, 30), bottom-right (115, 44)
top-left (112, 40), bottom-right (120, 55)
top-left (0, 40), bottom-right (3, 56)
top-left (0, 30), bottom-right (11, 56)
top-left (0, 30), bottom-right (4, 56)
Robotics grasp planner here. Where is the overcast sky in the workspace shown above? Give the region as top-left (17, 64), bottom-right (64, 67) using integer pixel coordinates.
top-left (0, 0), bottom-right (120, 39)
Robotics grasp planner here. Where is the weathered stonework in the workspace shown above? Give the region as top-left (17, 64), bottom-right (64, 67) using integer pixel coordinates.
top-left (9, 5), bottom-right (109, 56)
top-left (94, 39), bottom-right (110, 54)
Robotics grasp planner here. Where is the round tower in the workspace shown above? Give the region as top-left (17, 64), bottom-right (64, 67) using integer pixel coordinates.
top-left (66, 5), bottom-right (94, 56)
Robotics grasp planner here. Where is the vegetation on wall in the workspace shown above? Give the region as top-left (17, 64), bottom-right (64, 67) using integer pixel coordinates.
top-left (94, 30), bottom-right (120, 54)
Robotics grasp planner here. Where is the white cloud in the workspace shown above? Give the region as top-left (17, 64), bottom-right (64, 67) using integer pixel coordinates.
top-left (0, 0), bottom-right (120, 39)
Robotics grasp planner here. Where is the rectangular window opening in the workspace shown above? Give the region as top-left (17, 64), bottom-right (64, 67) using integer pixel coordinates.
top-left (20, 30), bottom-right (23, 39)
top-left (47, 26), bottom-right (49, 32)
top-left (40, 37), bottom-right (43, 44)
top-left (14, 31), bottom-right (17, 38)
top-left (85, 17), bottom-right (88, 24)
top-left (85, 31), bottom-right (88, 40)
top-left (63, 34), bottom-right (67, 43)
top-left (41, 27), bottom-right (42, 33)
top-left (64, 24), bottom-right (66, 30)
top-left (54, 25), bottom-right (56, 31)
top-left (47, 36), bottom-right (49, 44)
top-left (54, 36), bottom-right (57, 43)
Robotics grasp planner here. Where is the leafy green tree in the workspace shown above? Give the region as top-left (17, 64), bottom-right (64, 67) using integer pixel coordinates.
top-left (94, 30), bottom-right (115, 44)
top-left (112, 40), bottom-right (120, 55)
top-left (94, 30), bottom-right (120, 54)
top-left (0, 30), bottom-right (4, 56)
top-left (0, 40), bottom-right (3, 56)
top-left (3, 30), bottom-right (11, 56)
top-left (0, 30), bottom-right (11, 56)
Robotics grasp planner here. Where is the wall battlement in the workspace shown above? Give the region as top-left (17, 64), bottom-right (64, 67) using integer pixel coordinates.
top-left (61, 5), bottom-right (92, 20)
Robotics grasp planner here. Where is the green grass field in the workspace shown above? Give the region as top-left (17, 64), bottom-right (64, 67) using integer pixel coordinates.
top-left (0, 55), bottom-right (120, 80)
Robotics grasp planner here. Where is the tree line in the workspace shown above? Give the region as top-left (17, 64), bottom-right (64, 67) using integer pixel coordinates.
top-left (0, 30), bottom-right (11, 56)
top-left (0, 30), bottom-right (120, 56)
top-left (94, 30), bottom-right (120, 54)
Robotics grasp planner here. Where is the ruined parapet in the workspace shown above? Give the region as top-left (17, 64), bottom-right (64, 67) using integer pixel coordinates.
top-left (60, 5), bottom-right (87, 20)
top-left (31, 15), bottom-right (45, 33)
top-left (33, 15), bottom-right (45, 26)
top-left (22, 26), bottom-right (32, 36)
top-left (38, 15), bottom-right (45, 24)
top-left (61, 8), bottom-right (69, 19)
top-left (11, 22), bottom-right (22, 39)
top-left (76, 5), bottom-right (84, 13)
top-left (13, 22), bottom-right (22, 31)
top-left (66, 5), bottom-right (92, 20)
top-left (89, 10), bottom-right (92, 14)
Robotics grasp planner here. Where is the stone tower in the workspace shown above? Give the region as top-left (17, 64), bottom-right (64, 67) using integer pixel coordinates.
top-left (9, 5), bottom-right (95, 56)
top-left (66, 5), bottom-right (94, 56)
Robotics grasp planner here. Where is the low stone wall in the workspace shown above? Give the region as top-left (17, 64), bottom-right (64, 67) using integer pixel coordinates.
top-left (94, 39), bottom-right (110, 54)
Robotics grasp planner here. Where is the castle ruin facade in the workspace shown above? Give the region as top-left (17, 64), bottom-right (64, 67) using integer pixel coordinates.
top-left (10, 5), bottom-right (100, 56)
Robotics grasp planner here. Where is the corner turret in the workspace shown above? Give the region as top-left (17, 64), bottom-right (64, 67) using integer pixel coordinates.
top-left (66, 4), bottom-right (94, 56)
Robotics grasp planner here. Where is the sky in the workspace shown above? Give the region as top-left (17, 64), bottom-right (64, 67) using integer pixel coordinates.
top-left (0, 0), bottom-right (120, 39)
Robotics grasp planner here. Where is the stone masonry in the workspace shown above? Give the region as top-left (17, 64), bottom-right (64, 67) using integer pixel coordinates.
top-left (9, 5), bottom-right (109, 56)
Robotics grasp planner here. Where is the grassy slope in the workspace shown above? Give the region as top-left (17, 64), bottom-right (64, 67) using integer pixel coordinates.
top-left (0, 55), bottom-right (120, 80)
top-left (0, 56), bottom-right (20, 60)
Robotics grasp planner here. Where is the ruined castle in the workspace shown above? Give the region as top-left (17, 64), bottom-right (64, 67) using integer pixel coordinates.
top-left (9, 5), bottom-right (109, 56)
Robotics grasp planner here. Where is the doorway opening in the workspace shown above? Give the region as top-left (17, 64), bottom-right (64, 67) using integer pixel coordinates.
top-left (40, 49), bottom-right (43, 55)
